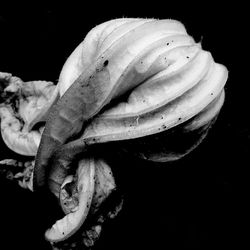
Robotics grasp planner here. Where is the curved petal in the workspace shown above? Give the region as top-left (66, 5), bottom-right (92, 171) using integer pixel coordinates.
top-left (0, 74), bottom-right (56, 155)
top-left (0, 106), bottom-right (41, 156)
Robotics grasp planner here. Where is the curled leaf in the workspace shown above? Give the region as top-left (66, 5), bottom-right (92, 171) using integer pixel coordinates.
top-left (45, 158), bottom-right (95, 242)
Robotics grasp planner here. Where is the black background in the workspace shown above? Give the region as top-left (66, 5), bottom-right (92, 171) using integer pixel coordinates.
top-left (0, 3), bottom-right (247, 250)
